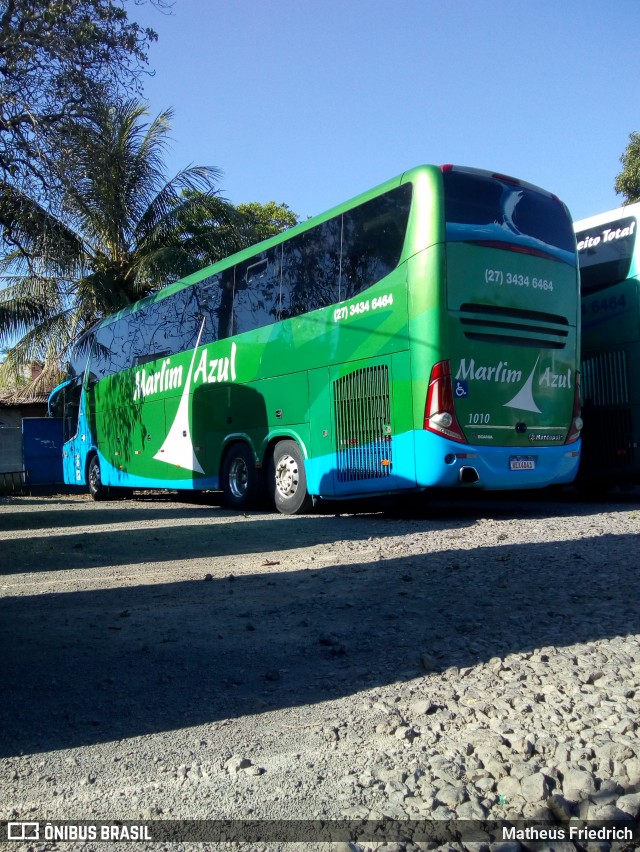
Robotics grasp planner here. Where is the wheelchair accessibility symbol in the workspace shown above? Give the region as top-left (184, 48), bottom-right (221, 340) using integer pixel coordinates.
top-left (454, 380), bottom-right (469, 398)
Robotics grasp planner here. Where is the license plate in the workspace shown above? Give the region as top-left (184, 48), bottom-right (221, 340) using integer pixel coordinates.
top-left (510, 455), bottom-right (536, 471)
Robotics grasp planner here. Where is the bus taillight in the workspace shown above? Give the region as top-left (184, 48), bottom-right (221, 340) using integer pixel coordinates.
top-left (424, 360), bottom-right (465, 443)
top-left (565, 373), bottom-right (583, 444)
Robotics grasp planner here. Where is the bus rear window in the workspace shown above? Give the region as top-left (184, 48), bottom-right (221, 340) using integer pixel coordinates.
top-left (443, 170), bottom-right (575, 254)
top-left (576, 216), bottom-right (636, 295)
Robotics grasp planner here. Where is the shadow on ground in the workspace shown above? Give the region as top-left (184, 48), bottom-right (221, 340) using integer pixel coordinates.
top-left (1, 518), bottom-right (638, 757)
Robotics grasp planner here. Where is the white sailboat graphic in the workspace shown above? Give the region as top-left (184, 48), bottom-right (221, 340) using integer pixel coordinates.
top-left (154, 322), bottom-right (205, 474)
top-left (503, 356), bottom-right (541, 413)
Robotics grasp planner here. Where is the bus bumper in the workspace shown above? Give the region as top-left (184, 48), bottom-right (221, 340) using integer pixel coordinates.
top-left (413, 430), bottom-right (581, 489)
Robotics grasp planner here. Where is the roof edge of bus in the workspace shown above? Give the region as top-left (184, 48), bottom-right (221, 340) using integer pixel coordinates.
top-left (573, 200), bottom-right (640, 231)
top-left (440, 163), bottom-right (567, 201)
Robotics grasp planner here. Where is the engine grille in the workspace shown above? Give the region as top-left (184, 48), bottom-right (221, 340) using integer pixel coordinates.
top-left (334, 365), bottom-right (392, 482)
top-left (582, 350), bottom-right (629, 406)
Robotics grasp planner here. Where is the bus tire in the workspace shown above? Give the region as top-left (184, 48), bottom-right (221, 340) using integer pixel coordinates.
top-left (88, 455), bottom-right (110, 501)
top-left (221, 443), bottom-right (260, 510)
top-left (268, 440), bottom-right (312, 515)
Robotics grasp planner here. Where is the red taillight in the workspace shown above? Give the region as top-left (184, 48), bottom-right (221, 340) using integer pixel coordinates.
top-left (424, 360), bottom-right (466, 443)
top-left (565, 372), bottom-right (583, 444)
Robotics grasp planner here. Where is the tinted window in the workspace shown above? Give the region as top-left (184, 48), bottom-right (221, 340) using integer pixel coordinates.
top-left (87, 186), bottom-right (412, 374)
top-left (576, 216), bottom-right (637, 295)
top-left (65, 332), bottom-right (94, 380)
top-left (340, 184), bottom-right (412, 299)
top-left (443, 171), bottom-right (575, 253)
top-left (280, 218), bottom-right (341, 320)
top-left (90, 288), bottom-right (205, 381)
top-left (90, 317), bottom-right (136, 382)
top-left (193, 272), bottom-right (233, 345)
top-left (234, 247), bottom-right (282, 334)
top-left (132, 287), bottom-right (201, 366)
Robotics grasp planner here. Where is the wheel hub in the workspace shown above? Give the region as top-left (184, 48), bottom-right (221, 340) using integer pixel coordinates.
top-left (275, 454), bottom-right (299, 498)
top-left (228, 457), bottom-right (249, 499)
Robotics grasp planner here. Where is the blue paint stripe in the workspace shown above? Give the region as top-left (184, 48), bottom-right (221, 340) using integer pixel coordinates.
top-left (306, 430), bottom-right (579, 494)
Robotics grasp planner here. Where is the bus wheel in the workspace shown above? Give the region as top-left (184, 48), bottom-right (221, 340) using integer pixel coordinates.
top-left (269, 440), bottom-right (312, 515)
top-left (221, 443), bottom-right (259, 510)
top-left (88, 455), bottom-right (109, 501)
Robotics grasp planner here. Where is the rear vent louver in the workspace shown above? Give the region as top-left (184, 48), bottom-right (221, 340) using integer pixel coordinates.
top-left (459, 303), bottom-right (569, 349)
top-left (334, 365), bottom-right (392, 482)
top-left (582, 350), bottom-right (629, 406)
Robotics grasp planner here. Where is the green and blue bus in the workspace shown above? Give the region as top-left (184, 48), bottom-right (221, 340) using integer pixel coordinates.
top-left (49, 164), bottom-right (582, 513)
top-left (575, 202), bottom-right (639, 485)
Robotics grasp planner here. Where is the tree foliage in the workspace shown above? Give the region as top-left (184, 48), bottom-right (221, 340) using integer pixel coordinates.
top-left (0, 98), bottom-right (237, 391)
top-left (175, 195), bottom-right (299, 264)
top-left (0, 2), bottom-right (300, 395)
top-left (0, 0), bottom-right (164, 190)
top-left (614, 132), bottom-right (640, 204)
top-left (235, 201), bottom-right (298, 243)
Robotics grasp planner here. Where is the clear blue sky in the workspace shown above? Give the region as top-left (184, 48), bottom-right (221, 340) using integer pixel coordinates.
top-left (132, 0), bottom-right (640, 224)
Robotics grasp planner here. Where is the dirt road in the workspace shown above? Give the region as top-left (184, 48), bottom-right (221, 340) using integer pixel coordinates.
top-left (1, 490), bottom-right (639, 850)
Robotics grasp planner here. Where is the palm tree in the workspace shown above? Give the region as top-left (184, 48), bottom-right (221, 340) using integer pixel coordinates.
top-left (0, 98), bottom-right (240, 393)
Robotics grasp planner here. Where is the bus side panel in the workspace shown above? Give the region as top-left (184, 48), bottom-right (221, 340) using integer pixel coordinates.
top-left (307, 352), bottom-right (415, 498)
top-left (582, 279), bottom-right (638, 348)
top-left (580, 280), bottom-right (640, 481)
top-left (251, 372), bottom-right (309, 436)
top-left (95, 395), bottom-right (164, 486)
top-left (62, 405), bottom-right (91, 486)
top-left (196, 373), bottom-right (310, 474)
top-left (321, 354), bottom-right (412, 496)
top-left (307, 367), bottom-right (334, 496)
top-left (191, 383), bottom-right (233, 481)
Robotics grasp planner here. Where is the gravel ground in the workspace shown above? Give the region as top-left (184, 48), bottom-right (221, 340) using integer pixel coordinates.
top-left (1, 489), bottom-right (639, 852)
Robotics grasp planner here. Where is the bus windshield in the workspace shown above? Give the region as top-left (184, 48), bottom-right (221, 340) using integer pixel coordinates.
top-left (443, 168), bottom-right (575, 261)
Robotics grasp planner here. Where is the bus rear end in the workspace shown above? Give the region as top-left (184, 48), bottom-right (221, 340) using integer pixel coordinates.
top-left (415, 165), bottom-right (581, 489)
top-left (575, 204), bottom-right (640, 486)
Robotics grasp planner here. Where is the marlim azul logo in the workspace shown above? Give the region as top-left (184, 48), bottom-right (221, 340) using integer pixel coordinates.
top-left (455, 356), bottom-right (572, 414)
top-left (130, 320), bottom-right (239, 474)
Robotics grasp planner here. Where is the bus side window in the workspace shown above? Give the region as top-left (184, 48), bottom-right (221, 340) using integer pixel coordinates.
top-left (168, 287), bottom-right (200, 352)
top-left (217, 268), bottom-right (235, 340)
top-left (340, 184), bottom-right (412, 300)
top-left (198, 273), bottom-right (224, 344)
top-left (233, 247), bottom-right (282, 334)
top-left (91, 318), bottom-right (135, 382)
top-left (280, 218), bottom-right (340, 319)
top-left (133, 287), bottom-right (202, 364)
top-left (66, 332), bottom-right (94, 380)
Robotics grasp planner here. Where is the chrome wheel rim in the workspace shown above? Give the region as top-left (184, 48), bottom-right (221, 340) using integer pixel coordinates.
top-left (228, 457), bottom-right (249, 499)
top-left (275, 453), bottom-right (299, 499)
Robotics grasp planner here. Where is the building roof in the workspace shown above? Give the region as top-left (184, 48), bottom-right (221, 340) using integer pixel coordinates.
top-left (0, 389), bottom-right (50, 406)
